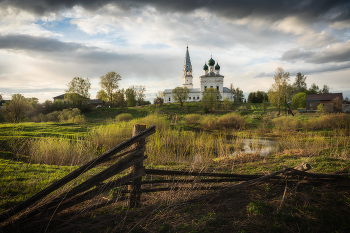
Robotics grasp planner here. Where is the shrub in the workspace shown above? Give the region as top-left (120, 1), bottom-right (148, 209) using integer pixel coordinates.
top-left (305, 114), bottom-right (350, 131)
top-left (216, 112), bottom-right (247, 129)
top-left (46, 111), bottom-right (60, 122)
top-left (115, 113), bottom-right (133, 122)
top-left (273, 116), bottom-right (301, 131)
top-left (58, 108), bottom-right (81, 122)
top-left (184, 114), bottom-right (202, 125)
top-left (200, 116), bottom-right (217, 130)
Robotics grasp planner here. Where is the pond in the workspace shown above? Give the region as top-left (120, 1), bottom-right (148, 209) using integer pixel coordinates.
top-left (227, 138), bottom-right (280, 157)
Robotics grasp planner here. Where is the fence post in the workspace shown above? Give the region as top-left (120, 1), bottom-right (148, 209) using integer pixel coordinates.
top-left (128, 124), bottom-right (146, 208)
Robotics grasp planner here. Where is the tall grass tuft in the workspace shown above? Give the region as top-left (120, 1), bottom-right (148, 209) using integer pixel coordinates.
top-left (184, 114), bottom-right (202, 125)
top-left (200, 116), bottom-right (217, 130)
top-left (216, 112), bottom-right (247, 129)
top-left (305, 114), bottom-right (350, 132)
top-left (272, 116), bottom-right (301, 131)
top-left (115, 113), bottom-right (133, 122)
top-left (29, 137), bottom-right (97, 165)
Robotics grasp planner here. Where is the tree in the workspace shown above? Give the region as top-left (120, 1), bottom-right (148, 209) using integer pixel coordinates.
top-left (291, 92), bottom-right (306, 109)
top-left (262, 99), bottom-right (268, 111)
top-left (113, 89), bottom-right (126, 107)
top-left (1, 94), bottom-right (30, 123)
top-left (65, 77), bottom-right (91, 108)
top-left (268, 67), bottom-right (292, 115)
top-left (320, 84), bottom-right (330, 94)
top-left (234, 87), bottom-right (244, 102)
top-left (202, 87), bottom-right (222, 112)
top-left (306, 83), bottom-right (319, 94)
top-left (96, 90), bottom-right (108, 103)
top-left (155, 91), bottom-right (165, 106)
top-left (247, 92), bottom-right (256, 103)
top-left (99, 71), bottom-right (121, 106)
top-left (317, 103), bottom-right (326, 113)
top-left (333, 97), bottom-right (342, 112)
top-left (292, 72), bottom-right (307, 93)
top-left (0, 94), bottom-right (3, 102)
top-left (134, 85), bottom-right (146, 106)
top-left (125, 87), bottom-right (137, 107)
top-left (172, 87), bottom-right (190, 107)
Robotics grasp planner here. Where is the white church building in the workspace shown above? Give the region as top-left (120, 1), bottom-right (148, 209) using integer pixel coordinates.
top-left (164, 46), bottom-right (234, 103)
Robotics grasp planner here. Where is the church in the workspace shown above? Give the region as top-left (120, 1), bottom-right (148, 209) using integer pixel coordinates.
top-left (164, 46), bottom-right (234, 103)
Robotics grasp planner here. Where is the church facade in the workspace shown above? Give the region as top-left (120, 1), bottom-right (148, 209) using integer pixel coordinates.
top-left (164, 46), bottom-right (234, 103)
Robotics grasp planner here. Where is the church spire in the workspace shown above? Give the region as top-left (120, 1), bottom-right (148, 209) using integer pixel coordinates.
top-left (184, 46), bottom-right (192, 73)
top-left (182, 45), bottom-right (193, 89)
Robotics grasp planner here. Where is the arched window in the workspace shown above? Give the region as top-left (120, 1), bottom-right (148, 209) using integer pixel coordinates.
top-left (169, 97), bottom-right (171, 101)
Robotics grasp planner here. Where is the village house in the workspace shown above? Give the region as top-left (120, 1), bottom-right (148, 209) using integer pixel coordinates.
top-left (305, 93), bottom-right (343, 112)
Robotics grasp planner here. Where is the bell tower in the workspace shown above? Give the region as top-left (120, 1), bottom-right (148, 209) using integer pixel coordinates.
top-left (182, 46), bottom-right (193, 89)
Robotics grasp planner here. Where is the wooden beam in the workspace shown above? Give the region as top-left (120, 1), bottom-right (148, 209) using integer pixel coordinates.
top-left (0, 125), bottom-right (155, 223)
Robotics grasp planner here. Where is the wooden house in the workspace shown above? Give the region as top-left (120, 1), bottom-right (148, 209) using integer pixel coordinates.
top-left (305, 93), bottom-right (343, 112)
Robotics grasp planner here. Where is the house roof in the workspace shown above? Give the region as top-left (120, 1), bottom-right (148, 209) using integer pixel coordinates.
top-left (223, 87), bottom-right (233, 93)
top-left (305, 93), bottom-right (343, 101)
top-left (53, 94), bottom-right (65, 99)
top-left (90, 99), bottom-right (103, 104)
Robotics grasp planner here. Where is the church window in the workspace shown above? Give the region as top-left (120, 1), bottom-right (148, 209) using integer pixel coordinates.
top-left (189, 97), bottom-right (191, 100)
top-left (217, 86), bottom-right (219, 90)
top-left (197, 96), bottom-right (199, 99)
top-left (169, 97), bottom-right (171, 101)
top-left (210, 86), bottom-right (213, 88)
top-left (204, 86), bottom-right (207, 90)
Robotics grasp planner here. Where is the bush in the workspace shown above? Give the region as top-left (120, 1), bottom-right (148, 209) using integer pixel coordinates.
top-left (115, 113), bottom-right (133, 122)
top-left (200, 116), bottom-right (217, 130)
top-left (216, 112), bottom-right (247, 129)
top-left (184, 114), bottom-right (202, 125)
top-left (305, 114), bottom-right (350, 131)
top-left (46, 111), bottom-right (60, 122)
top-left (58, 108), bottom-right (81, 122)
top-left (272, 116), bottom-right (301, 131)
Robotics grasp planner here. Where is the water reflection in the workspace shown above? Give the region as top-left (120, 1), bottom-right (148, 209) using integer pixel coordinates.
top-left (228, 138), bottom-right (279, 156)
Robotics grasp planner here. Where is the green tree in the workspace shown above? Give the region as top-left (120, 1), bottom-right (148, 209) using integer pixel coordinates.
top-left (172, 86), bottom-right (190, 107)
top-left (291, 92), bottom-right (306, 109)
top-left (292, 72), bottom-right (307, 93)
top-left (202, 87), bottom-right (222, 112)
top-left (0, 94), bottom-right (3, 102)
top-left (65, 77), bottom-right (91, 108)
top-left (262, 99), bottom-right (268, 111)
top-left (96, 90), bottom-right (108, 103)
top-left (154, 91), bottom-right (165, 106)
top-left (234, 87), bottom-right (244, 102)
top-left (317, 103), bottom-right (326, 113)
top-left (306, 83), bottom-right (319, 94)
top-left (99, 71), bottom-right (121, 106)
top-left (1, 94), bottom-right (30, 123)
top-left (125, 87), bottom-right (137, 107)
top-left (320, 84), bottom-right (330, 94)
top-left (268, 67), bottom-right (292, 115)
top-left (113, 89), bottom-right (125, 107)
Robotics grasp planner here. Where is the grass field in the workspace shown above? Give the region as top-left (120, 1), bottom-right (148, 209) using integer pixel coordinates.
top-left (0, 102), bottom-right (349, 232)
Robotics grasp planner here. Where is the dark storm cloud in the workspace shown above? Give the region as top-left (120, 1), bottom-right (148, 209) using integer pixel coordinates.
top-left (0, 34), bottom-right (93, 52)
top-left (281, 41), bottom-right (350, 64)
top-left (2, 0), bottom-right (350, 23)
top-left (0, 34), bottom-right (133, 63)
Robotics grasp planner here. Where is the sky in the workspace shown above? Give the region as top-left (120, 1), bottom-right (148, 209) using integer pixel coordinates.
top-left (0, 0), bottom-right (350, 103)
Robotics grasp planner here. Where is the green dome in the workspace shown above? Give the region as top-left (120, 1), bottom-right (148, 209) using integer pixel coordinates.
top-left (208, 56), bottom-right (215, 66)
top-left (215, 63), bottom-right (220, 70)
top-left (203, 63), bottom-right (208, 70)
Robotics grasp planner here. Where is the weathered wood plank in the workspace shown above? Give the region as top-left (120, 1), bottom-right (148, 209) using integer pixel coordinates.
top-left (145, 169), bottom-right (264, 179)
top-left (0, 125), bottom-right (155, 223)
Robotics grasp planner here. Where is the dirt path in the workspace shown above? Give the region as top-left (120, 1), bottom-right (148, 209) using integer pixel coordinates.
top-left (169, 112), bottom-right (178, 125)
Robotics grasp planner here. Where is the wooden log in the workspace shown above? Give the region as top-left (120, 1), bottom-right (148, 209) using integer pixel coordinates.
top-left (0, 125), bottom-right (155, 223)
top-left (121, 186), bottom-right (224, 193)
top-left (185, 168), bottom-right (291, 203)
top-left (128, 124), bottom-right (146, 208)
top-left (287, 169), bottom-right (350, 179)
top-left (9, 170), bottom-right (146, 226)
top-left (124, 178), bottom-right (249, 185)
top-left (145, 169), bottom-right (264, 179)
top-left (7, 155), bottom-right (147, 225)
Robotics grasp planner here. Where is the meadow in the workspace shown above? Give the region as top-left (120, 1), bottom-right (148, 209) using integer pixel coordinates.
top-left (0, 102), bottom-right (350, 232)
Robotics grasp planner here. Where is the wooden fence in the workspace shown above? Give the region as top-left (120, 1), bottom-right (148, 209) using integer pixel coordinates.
top-left (0, 124), bottom-right (348, 227)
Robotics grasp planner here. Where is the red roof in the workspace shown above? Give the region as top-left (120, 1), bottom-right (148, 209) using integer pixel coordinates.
top-left (306, 93), bottom-right (343, 101)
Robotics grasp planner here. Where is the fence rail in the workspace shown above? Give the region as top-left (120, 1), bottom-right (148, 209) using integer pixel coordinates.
top-left (1, 124), bottom-right (349, 228)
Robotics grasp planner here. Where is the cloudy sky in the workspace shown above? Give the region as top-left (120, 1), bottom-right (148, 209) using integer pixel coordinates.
top-left (1, 0), bottom-right (350, 102)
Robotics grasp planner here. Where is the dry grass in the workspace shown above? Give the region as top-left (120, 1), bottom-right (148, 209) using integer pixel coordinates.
top-left (115, 113), bottom-right (133, 122)
top-left (183, 114), bottom-right (202, 125)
